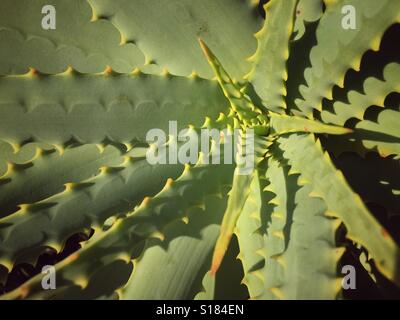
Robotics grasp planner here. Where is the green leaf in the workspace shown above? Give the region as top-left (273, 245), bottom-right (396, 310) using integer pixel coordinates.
top-left (209, 128), bottom-right (270, 276)
top-left (279, 133), bottom-right (400, 285)
top-left (238, 156), bottom-right (342, 299)
top-left (235, 170), bottom-right (265, 298)
top-left (87, 0), bottom-right (262, 78)
top-left (195, 234), bottom-right (248, 300)
top-left (286, 19), bottom-right (319, 116)
top-left (1, 154), bottom-right (235, 299)
top-left (293, 0), bottom-right (324, 40)
top-left (0, 0), bottom-right (145, 74)
top-left (0, 148), bottom-right (183, 273)
top-left (296, 0), bottom-right (400, 117)
top-left (321, 63), bottom-right (400, 126)
top-left (246, 0), bottom-right (299, 113)
top-left (210, 169), bottom-right (253, 275)
top-left (199, 39), bottom-right (263, 124)
top-left (355, 109), bottom-right (400, 158)
top-left (255, 156), bottom-right (295, 299)
top-left (269, 112), bottom-right (352, 135)
top-left (194, 271), bottom-right (216, 300)
top-left (0, 71), bottom-right (229, 146)
top-left (0, 143), bottom-right (126, 218)
top-left (0, 140), bottom-right (53, 178)
top-left (121, 194), bottom-right (227, 299)
top-left (275, 182), bottom-right (342, 299)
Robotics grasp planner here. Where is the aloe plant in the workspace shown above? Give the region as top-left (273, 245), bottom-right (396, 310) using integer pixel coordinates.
top-left (0, 0), bottom-right (399, 300)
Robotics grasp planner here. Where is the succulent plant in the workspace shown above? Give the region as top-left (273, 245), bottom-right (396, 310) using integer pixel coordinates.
top-left (0, 0), bottom-right (399, 300)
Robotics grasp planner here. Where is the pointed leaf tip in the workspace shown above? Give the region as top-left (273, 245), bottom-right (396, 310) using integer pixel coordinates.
top-left (210, 240), bottom-right (229, 276)
top-left (198, 38), bottom-right (213, 60)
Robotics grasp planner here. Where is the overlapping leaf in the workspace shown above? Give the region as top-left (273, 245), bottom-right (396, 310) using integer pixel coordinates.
top-left (296, 0), bottom-right (400, 117)
top-left (0, 71), bottom-right (229, 146)
top-left (279, 133), bottom-right (400, 285)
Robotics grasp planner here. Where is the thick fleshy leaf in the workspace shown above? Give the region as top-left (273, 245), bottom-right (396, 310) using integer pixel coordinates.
top-left (0, 71), bottom-right (229, 146)
top-left (237, 156), bottom-right (342, 299)
top-left (279, 133), bottom-right (400, 285)
top-left (355, 109), bottom-right (400, 158)
top-left (0, 141), bottom-right (53, 178)
top-left (321, 63), bottom-right (400, 126)
top-left (235, 170), bottom-right (265, 298)
top-left (194, 271), bottom-right (216, 300)
top-left (293, 0), bottom-right (323, 40)
top-left (269, 112), bottom-right (352, 135)
top-left (199, 39), bottom-right (263, 124)
top-left (0, 143), bottom-right (126, 218)
top-left (0, 148), bottom-right (183, 273)
top-left (296, 0), bottom-right (400, 117)
top-left (0, 0), bottom-right (262, 77)
top-left (195, 235), bottom-right (248, 300)
top-left (0, 0), bottom-right (145, 74)
top-left (209, 127), bottom-right (271, 276)
top-left (1, 153), bottom-right (235, 299)
top-left (246, 0), bottom-right (298, 113)
top-left (121, 194), bottom-right (226, 299)
top-left (87, 0), bottom-right (262, 78)
top-left (210, 170), bottom-right (253, 275)
top-left (275, 182), bottom-right (342, 299)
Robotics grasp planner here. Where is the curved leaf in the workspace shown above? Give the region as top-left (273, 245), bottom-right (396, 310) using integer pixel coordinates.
top-left (279, 133), bottom-right (400, 285)
top-left (87, 0), bottom-right (262, 78)
top-left (293, 0), bottom-right (324, 41)
top-left (237, 155), bottom-right (342, 299)
top-left (0, 0), bottom-right (145, 74)
top-left (356, 109), bottom-right (400, 158)
top-left (0, 149), bottom-right (183, 273)
top-left (269, 112), bottom-right (352, 135)
top-left (199, 39), bottom-right (263, 124)
top-left (0, 144), bottom-right (126, 218)
top-left (0, 141), bottom-right (53, 178)
top-left (210, 170), bottom-right (253, 275)
top-left (321, 63), bottom-right (400, 126)
top-left (235, 170), bottom-right (265, 298)
top-left (296, 0), bottom-right (400, 117)
top-left (0, 71), bottom-right (229, 146)
top-left (246, 0), bottom-right (299, 113)
top-left (121, 194), bottom-right (226, 299)
top-left (1, 151), bottom-right (235, 299)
